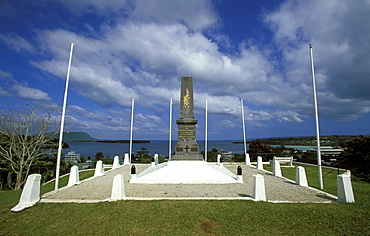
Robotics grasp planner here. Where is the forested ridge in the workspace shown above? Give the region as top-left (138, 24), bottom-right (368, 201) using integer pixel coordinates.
top-left (234, 135), bottom-right (368, 147)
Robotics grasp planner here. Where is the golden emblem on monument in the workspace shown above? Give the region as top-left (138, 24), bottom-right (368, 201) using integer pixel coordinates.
top-left (183, 88), bottom-right (190, 108)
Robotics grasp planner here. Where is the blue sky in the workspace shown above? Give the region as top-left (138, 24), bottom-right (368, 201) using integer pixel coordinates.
top-left (1, 0), bottom-right (369, 140)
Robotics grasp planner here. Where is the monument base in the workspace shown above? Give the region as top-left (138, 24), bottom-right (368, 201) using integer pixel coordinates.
top-left (171, 154), bottom-right (203, 161)
top-left (130, 161), bottom-right (238, 184)
top-left (172, 141), bottom-right (203, 161)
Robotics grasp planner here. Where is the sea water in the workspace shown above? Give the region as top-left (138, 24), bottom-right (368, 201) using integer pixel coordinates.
top-left (63, 140), bottom-right (247, 158)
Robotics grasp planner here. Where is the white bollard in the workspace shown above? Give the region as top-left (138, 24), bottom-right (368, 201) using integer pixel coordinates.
top-left (344, 170), bottom-right (351, 177)
top-left (295, 166), bottom-right (308, 186)
top-left (217, 154), bottom-right (221, 165)
top-left (257, 156), bottom-right (263, 170)
top-left (94, 160), bottom-right (104, 177)
top-left (236, 175), bottom-right (243, 183)
top-left (11, 174), bottom-right (41, 212)
top-left (236, 166), bottom-right (243, 183)
top-left (252, 174), bottom-right (266, 201)
top-left (154, 154), bottom-right (159, 165)
top-left (337, 174), bottom-right (355, 203)
top-left (273, 160), bottom-right (282, 177)
top-left (245, 153), bottom-right (251, 166)
top-left (130, 165), bottom-right (137, 180)
top-left (124, 153), bottom-right (130, 165)
top-left (111, 174), bottom-right (126, 200)
top-left (130, 174), bottom-right (136, 180)
top-left (67, 165), bottom-right (80, 186)
top-left (112, 155), bottom-right (120, 169)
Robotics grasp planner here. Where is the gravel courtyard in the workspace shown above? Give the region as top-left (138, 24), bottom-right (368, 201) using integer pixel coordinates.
top-left (41, 163), bottom-right (337, 203)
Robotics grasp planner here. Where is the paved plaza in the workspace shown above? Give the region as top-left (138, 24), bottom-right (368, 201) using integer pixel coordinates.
top-left (41, 162), bottom-right (337, 203)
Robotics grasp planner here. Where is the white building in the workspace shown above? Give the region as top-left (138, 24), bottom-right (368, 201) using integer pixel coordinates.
top-left (308, 146), bottom-right (344, 156)
top-left (64, 151), bottom-right (81, 163)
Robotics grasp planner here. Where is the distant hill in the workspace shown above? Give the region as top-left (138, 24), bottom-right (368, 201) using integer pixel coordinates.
top-left (232, 134), bottom-right (368, 147)
top-left (96, 140), bottom-right (150, 143)
top-left (54, 132), bottom-right (97, 142)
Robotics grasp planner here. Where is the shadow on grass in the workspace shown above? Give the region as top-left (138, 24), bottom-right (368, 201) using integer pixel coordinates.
top-left (315, 194), bottom-right (337, 201)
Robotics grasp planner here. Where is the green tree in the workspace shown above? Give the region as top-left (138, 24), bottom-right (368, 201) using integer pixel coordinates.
top-left (247, 140), bottom-right (275, 161)
top-left (100, 157), bottom-right (113, 164)
top-left (79, 156), bottom-right (86, 163)
top-left (201, 148), bottom-right (219, 162)
top-left (232, 153), bottom-right (244, 162)
top-left (137, 147), bottom-right (149, 158)
top-left (300, 152), bottom-right (318, 164)
top-left (95, 152), bottom-right (104, 160)
top-left (248, 140), bottom-right (274, 154)
top-left (0, 105), bottom-right (59, 190)
top-left (31, 152), bottom-right (71, 185)
top-left (341, 137), bottom-right (370, 182)
top-left (91, 152), bottom-right (104, 168)
top-left (134, 147), bottom-right (151, 163)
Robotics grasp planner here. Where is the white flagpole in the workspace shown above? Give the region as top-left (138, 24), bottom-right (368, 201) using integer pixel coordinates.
top-left (55, 42), bottom-right (74, 190)
top-left (241, 99), bottom-right (247, 159)
top-left (205, 99), bottom-right (208, 162)
top-left (309, 43), bottom-right (323, 189)
top-left (129, 98), bottom-right (134, 163)
top-left (169, 99), bottom-right (173, 160)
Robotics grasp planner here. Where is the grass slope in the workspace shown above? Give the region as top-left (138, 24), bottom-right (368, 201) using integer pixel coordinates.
top-left (1, 166), bottom-right (369, 235)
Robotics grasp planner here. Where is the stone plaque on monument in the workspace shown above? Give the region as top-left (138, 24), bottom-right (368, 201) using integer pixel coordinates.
top-left (172, 76), bottom-right (203, 161)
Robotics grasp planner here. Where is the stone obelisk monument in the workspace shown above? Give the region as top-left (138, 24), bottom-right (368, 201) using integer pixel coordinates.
top-left (172, 76), bottom-right (203, 161)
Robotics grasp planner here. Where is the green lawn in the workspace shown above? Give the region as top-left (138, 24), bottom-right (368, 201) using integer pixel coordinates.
top-left (264, 164), bottom-right (345, 195)
top-left (1, 166), bottom-right (369, 235)
top-left (40, 170), bottom-right (95, 195)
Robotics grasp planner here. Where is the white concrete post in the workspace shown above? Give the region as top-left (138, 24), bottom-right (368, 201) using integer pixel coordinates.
top-left (236, 175), bottom-right (243, 183)
top-left (241, 99), bottom-right (248, 160)
top-left (257, 156), bottom-right (263, 170)
top-left (310, 43), bottom-right (324, 190)
top-left (344, 170), bottom-right (351, 177)
top-left (273, 160), bottom-right (282, 177)
top-left (67, 165), bottom-right (80, 186)
top-left (94, 160), bottom-right (104, 177)
top-left (252, 174), bottom-right (266, 201)
top-left (124, 153), bottom-right (130, 165)
top-left (295, 166), bottom-right (308, 186)
top-left (245, 153), bottom-right (251, 166)
top-left (205, 98), bottom-right (208, 162)
top-left (217, 154), bottom-right (221, 166)
top-left (154, 154), bottom-right (159, 165)
top-left (169, 98), bottom-right (173, 160)
top-left (129, 99), bottom-right (134, 163)
top-left (55, 43), bottom-right (75, 191)
top-left (236, 166), bottom-right (243, 183)
top-left (130, 165), bottom-right (137, 181)
top-left (337, 174), bottom-right (355, 203)
top-left (151, 156), bottom-right (156, 166)
top-left (11, 174), bottom-right (41, 212)
top-left (111, 174), bottom-right (126, 200)
top-left (112, 155), bottom-right (120, 169)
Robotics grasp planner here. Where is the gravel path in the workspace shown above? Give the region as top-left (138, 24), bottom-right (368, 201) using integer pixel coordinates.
top-left (41, 164), bottom-right (337, 203)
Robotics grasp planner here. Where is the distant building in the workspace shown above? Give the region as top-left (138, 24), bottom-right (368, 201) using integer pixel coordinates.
top-left (308, 146), bottom-right (344, 156)
top-left (221, 151), bottom-right (234, 162)
top-left (64, 151), bottom-right (81, 163)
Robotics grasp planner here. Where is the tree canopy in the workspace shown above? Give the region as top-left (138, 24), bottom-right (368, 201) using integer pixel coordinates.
top-left (0, 105), bottom-right (60, 190)
top-left (342, 137), bottom-right (370, 182)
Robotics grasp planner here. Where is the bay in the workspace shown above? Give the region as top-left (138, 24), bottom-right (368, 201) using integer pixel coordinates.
top-left (63, 140), bottom-right (247, 158)
top-left (270, 145), bottom-right (317, 151)
top-left (62, 141), bottom-right (316, 159)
